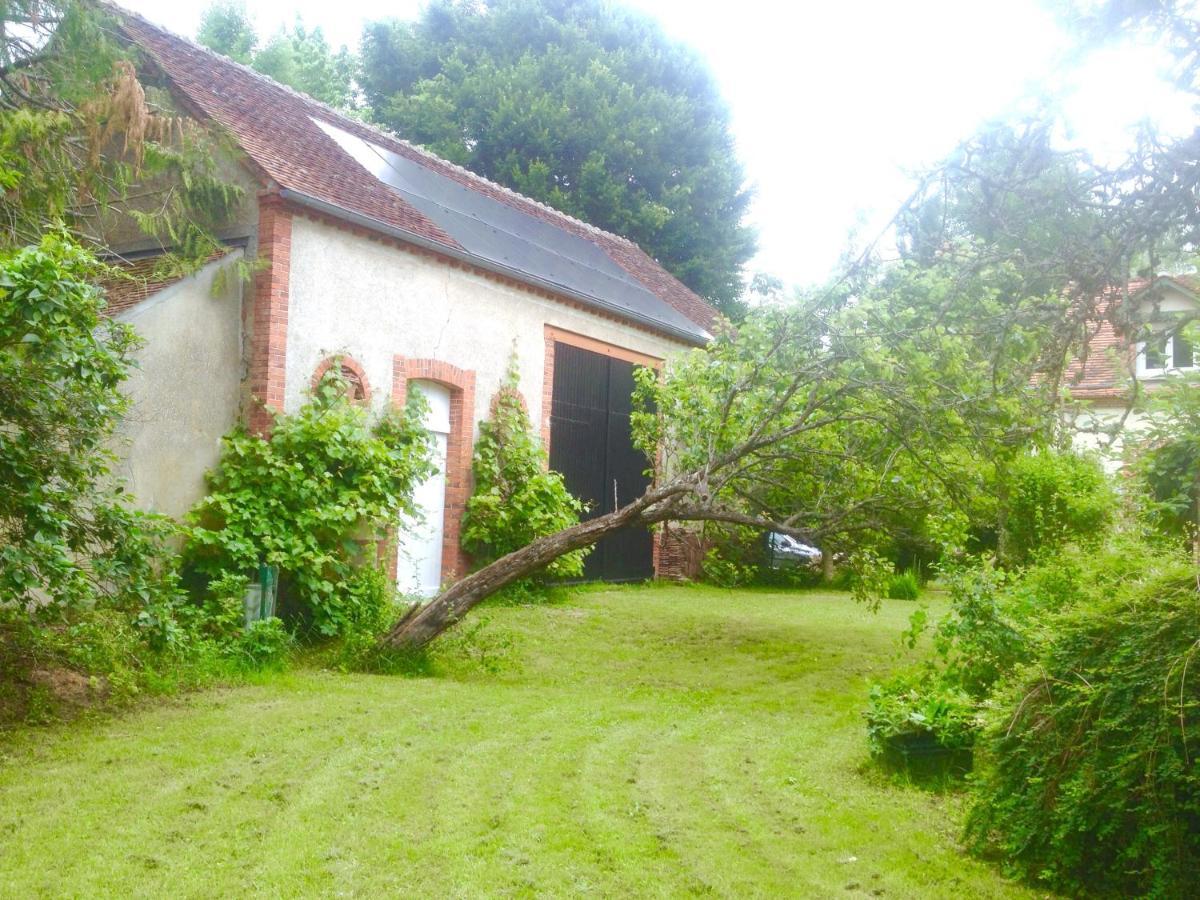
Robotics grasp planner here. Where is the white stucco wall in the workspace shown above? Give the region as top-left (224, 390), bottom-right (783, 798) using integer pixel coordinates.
top-left (284, 216), bottom-right (690, 427)
top-left (114, 252), bottom-right (244, 519)
top-left (1071, 403), bottom-right (1148, 473)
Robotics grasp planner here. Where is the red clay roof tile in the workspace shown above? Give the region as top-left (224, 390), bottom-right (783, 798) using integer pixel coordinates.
top-left (1066, 276), bottom-right (1199, 401)
top-left (100, 249), bottom-right (232, 317)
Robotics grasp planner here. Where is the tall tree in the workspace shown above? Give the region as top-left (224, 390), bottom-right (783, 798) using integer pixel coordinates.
top-left (196, 5), bottom-right (356, 109)
top-left (196, 1), bottom-right (257, 65)
top-left (253, 22), bottom-right (356, 109)
top-left (359, 0), bottom-right (755, 318)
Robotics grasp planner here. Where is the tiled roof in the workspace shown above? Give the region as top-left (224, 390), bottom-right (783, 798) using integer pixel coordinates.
top-left (1065, 307), bottom-right (1131, 400)
top-left (1066, 276), bottom-right (1199, 401)
top-left (108, 5), bottom-right (718, 338)
top-left (100, 249), bottom-right (232, 316)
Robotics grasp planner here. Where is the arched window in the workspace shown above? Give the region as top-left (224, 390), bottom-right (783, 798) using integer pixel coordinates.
top-left (312, 356), bottom-right (371, 403)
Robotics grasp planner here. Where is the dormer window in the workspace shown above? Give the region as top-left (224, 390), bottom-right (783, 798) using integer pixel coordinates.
top-left (1138, 330), bottom-right (1196, 376)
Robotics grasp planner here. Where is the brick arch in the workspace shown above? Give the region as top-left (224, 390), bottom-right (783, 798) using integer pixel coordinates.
top-left (391, 356), bottom-right (476, 582)
top-left (311, 354), bottom-right (371, 403)
top-left (489, 383), bottom-right (529, 418)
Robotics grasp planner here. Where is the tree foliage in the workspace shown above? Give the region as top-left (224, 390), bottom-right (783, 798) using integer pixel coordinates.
top-left (0, 233), bottom-right (180, 614)
top-left (185, 370), bottom-right (434, 637)
top-left (253, 21), bottom-right (356, 109)
top-left (195, 0), bottom-right (256, 64)
top-left (197, 3), bottom-right (356, 108)
top-left (461, 357), bottom-right (585, 585)
top-left (359, 0), bottom-right (754, 317)
top-left (1, 1), bottom-right (244, 269)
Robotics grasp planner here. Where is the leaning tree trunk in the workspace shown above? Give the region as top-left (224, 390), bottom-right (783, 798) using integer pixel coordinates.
top-left (382, 485), bottom-right (681, 650)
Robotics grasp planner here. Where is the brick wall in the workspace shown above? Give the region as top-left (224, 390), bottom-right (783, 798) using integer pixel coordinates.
top-left (391, 356), bottom-right (476, 582)
top-left (248, 194), bottom-right (292, 434)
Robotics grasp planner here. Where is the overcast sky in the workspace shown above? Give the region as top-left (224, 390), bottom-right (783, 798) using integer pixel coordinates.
top-left (117, 0), bottom-right (1197, 288)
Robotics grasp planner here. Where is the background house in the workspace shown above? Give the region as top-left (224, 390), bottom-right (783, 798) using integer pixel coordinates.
top-left (105, 9), bottom-right (718, 593)
top-left (1069, 275), bottom-right (1200, 469)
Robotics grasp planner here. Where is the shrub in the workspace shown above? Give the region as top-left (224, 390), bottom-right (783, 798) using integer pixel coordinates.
top-left (461, 357), bottom-right (585, 589)
top-left (697, 524), bottom-right (761, 587)
top-left (866, 669), bottom-right (978, 770)
top-left (0, 233), bottom-right (180, 615)
top-left (327, 563), bottom-right (408, 670)
top-left (0, 601), bottom-right (240, 724)
top-left (0, 235), bottom-right (253, 722)
top-left (867, 558), bottom-right (1032, 771)
top-left (929, 561), bottom-right (1030, 697)
top-left (229, 617), bottom-right (292, 670)
top-left (886, 569), bottom-right (921, 601)
top-left (1003, 448), bottom-right (1115, 565)
top-left (1130, 368), bottom-right (1200, 543)
top-left (186, 368), bottom-right (432, 637)
top-left (699, 545), bottom-right (757, 588)
top-left (965, 549), bottom-right (1200, 897)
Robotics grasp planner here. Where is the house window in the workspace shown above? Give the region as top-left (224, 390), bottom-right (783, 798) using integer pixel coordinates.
top-left (1138, 331), bottom-right (1197, 375)
top-left (312, 356), bottom-right (371, 403)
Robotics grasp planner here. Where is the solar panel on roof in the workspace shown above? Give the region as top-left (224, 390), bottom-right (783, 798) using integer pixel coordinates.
top-left (312, 118), bottom-right (708, 341)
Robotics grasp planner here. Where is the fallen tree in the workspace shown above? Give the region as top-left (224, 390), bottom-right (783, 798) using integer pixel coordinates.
top-left (383, 257), bottom-right (1084, 649)
top-left (386, 87), bottom-right (1200, 649)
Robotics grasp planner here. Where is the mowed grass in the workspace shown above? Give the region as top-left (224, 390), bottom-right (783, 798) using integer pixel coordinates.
top-left (0, 585), bottom-right (1036, 899)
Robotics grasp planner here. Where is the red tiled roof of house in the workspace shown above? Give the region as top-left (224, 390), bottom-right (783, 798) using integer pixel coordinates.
top-left (107, 5), bottom-right (719, 337)
top-left (100, 249), bottom-right (232, 317)
top-left (1066, 276), bottom-right (1199, 401)
top-left (1065, 310), bottom-right (1130, 400)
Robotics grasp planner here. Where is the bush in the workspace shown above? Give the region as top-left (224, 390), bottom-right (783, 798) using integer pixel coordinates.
top-left (0, 235), bottom-right (266, 722)
top-left (0, 602), bottom-right (238, 724)
top-left (929, 561), bottom-right (1031, 697)
top-left (326, 563), bottom-right (408, 670)
top-left (1003, 449), bottom-right (1115, 565)
top-left (886, 569), bottom-right (921, 601)
top-left (700, 545), bottom-right (756, 588)
top-left (186, 367), bottom-right (432, 637)
top-left (0, 233), bottom-right (179, 614)
top-left (695, 522), bottom-right (759, 587)
top-left (461, 356), bottom-right (585, 589)
top-left (229, 617), bottom-right (292, 670)
top-left (1130, 369), bottom-right (1200, 543)
top-left (867, 558), bottom-right (1032, 772)
top-left (965, 549), bottom-right (1200, 897)
top-left (866, 669), bottom-right (978, 775)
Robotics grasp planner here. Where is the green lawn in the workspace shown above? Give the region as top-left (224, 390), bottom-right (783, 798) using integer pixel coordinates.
top-left (0, 585), bottom-right (1036, 898)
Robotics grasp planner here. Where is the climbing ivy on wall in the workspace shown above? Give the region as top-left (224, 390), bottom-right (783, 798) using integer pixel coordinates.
top-left (185, 369), bottom-right (434, 636)
top-left (461, 357), bottom-right (586, 589)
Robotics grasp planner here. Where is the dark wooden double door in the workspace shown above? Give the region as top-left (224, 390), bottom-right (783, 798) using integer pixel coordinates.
top-left (548, 341), bottom-right (654, 582)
